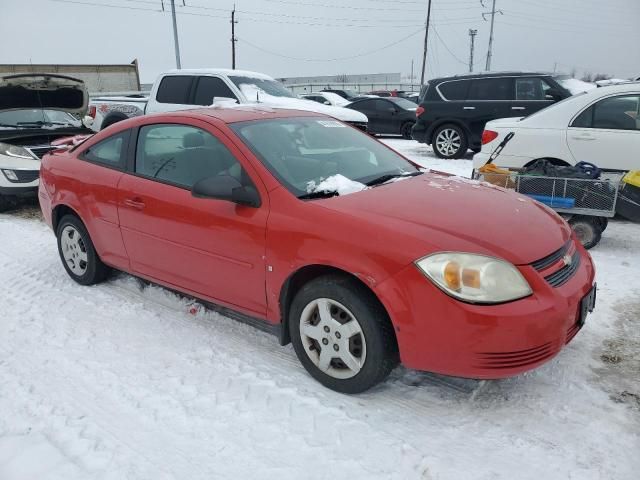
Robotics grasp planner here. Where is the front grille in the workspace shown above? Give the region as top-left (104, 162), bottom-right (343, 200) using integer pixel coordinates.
top-left (7, 170), bottom-right (40, 183)
top-left (544, 251), bottom-right (580, 288)
top-left (475, 342), bottom-right (555, 369)
top-left (27, 145), bottom-right (56, 159)
top-left (531, 241), bottom-right (570, 271)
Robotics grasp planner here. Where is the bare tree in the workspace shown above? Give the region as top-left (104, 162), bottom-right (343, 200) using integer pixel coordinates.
top-left (581, 72), bottom-right (594, 82)
top-left (593, 73), bottom-right (612, 82)
top-left (335, 74), bottom-right (349, 84)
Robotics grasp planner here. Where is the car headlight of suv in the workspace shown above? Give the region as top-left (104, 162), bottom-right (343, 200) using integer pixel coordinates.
top-left (415, 252), bottom-right (532, 304)
top-left (0, 142), bottom-right (35, 159)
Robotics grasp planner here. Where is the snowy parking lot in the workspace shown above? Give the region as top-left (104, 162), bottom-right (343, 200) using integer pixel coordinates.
top-left (0, 139), bottom-right (638, 480)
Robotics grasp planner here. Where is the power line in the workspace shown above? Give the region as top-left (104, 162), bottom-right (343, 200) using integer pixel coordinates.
top-left (432, 27), bottom-right (468, 66)
top-left (257, 0), bottom-right (424, 13)
top-left (237, 27), bottom-right (424, 62)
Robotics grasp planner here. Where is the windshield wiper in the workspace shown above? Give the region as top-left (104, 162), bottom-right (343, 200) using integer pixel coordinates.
top-left (365, 170), bottom-right (423, 187)
top-left (297, 190), bottom-right (339, 200)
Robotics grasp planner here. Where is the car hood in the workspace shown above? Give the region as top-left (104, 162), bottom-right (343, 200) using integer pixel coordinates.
top-left (254, 97), bottom-right (368, 123)
top-left (317, 172), bottom-right (570, 265)
top-left (0, 74), bottom-right (88, 114)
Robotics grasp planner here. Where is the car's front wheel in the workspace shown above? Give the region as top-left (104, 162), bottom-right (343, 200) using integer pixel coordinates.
top-left (56, 214), bottom-right (110, 285)
top-left (400, 121), bottom-right (415, 140)
top-left (432, 124), bottom-right (468, 159)
top-left (289, 274), bottom-right (398, 394)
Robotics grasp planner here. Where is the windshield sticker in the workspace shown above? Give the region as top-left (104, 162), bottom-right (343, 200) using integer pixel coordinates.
top-left (317, 120), bottom-right (345, 128)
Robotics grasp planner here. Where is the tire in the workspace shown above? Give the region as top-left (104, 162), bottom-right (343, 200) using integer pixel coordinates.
top-left (569, 215), bottom-right (602, 249)
top-left (0, 195), bottom-right (18, 213)
top-left (289, 274), bottom-right (398, 394)
top-left (56, 214), bottom-right (110, 285)
top-left (400, 122), bottom-right (414, 140)
top-left (432, 124), bottom-right (468, 159)
top-left (596, 217), bottom-right (608, 233)
top-left (101, 115), bottom-right (127, 130)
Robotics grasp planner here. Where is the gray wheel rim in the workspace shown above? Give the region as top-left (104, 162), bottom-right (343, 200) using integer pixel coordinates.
top-left (435, 128), bottom-right (462, 156)
top-left (60, 225), bottom-right (89, 276)
top-left (299, 298), bottom-right (367, 380)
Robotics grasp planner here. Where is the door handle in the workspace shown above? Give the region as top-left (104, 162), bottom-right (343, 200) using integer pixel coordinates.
top-left (571, 135), bottom-right (596, 141)
top-left (511, 106), bottom-right (526, 110)
top-left (463, 106), bottom-right (475, 110)
top-left (124, 198), bottom-right (146, 210)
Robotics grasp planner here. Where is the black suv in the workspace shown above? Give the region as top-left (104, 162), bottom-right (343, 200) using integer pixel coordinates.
top-left (412, 72), bottom-right (571, 158)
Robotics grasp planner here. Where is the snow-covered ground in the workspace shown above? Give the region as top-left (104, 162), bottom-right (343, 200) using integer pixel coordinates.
top-left (0, 139), bottom-right (638, 479)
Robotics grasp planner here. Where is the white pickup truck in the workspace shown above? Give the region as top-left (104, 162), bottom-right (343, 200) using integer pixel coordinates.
top-left (89, 68), bottom-right (368, 131)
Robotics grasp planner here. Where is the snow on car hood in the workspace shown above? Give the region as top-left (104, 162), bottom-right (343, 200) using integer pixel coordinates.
top-left (238, 85), bottom-right (368, 123)
top-left (0, 74), bottom-right (88, 115)
top-left (317, 172), bottom-right (571, 265)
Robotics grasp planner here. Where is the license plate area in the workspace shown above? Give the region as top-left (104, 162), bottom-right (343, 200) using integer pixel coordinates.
top-left (578, 283), bottom-right (597, 328)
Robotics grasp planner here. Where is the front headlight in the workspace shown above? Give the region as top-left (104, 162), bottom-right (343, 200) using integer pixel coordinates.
top-left (415, 252), bottom-right (532, 304)
top-left (0, 142), bottom-right (35, 159)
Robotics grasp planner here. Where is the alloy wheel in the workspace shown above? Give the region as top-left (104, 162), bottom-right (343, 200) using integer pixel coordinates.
top-left (299, 298), bottom-right (367, 379)
top-left (435, 128), bottom-right (462, 157)
top-left (60, 225), bottom-right (89, 276)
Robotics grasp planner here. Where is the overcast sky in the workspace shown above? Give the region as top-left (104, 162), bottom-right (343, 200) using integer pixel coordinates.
top-left (2, 0), bottom-right (639, 83)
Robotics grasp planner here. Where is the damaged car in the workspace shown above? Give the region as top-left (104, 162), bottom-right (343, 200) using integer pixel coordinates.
top-left (0, 74), bottom-right (92, 211)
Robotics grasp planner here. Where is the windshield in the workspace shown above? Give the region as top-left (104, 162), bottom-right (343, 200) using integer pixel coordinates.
top-left (232, 117), bottom-right (419, 198)
top-left (229, 76), bottom-right (295, 99)
top-left (388, 98), bottom-right (418, 110)
top-left (0, 109), bottom-right (80, 128)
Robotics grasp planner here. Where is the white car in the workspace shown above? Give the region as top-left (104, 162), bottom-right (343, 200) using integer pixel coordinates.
top-left (89, 69), bottom-right (368, 131)
top-left (299, 91), bottom-right (350, 107)
top-left (474, 83), bottom-right (640, 172)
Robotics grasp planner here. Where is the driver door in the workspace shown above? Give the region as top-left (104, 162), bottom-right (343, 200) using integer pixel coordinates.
top-left (117, 120), bottom-right (269, 317)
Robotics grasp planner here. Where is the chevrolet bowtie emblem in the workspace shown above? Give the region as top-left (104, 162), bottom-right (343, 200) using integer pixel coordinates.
top-left (562, 254), bottom-right (572, 267)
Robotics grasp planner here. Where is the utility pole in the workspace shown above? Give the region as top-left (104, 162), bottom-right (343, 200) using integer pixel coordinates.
top-left (468, 29), bottom-right (477, 73)
top-left (419, 0), bottom-right (433, 85)
top-left (482, 0), bottom-right (502, 71)
top-left (231, 5), bottom-right (238, 69)
top-left (169, 0), bottom-right (182, 69)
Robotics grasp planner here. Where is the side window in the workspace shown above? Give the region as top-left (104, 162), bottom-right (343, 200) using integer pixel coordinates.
top-left (193, 77), bottom-right (238, 106)
top-left (438, 80), bottom-right (469, 101)
top-left (156, 76), bottom-right (193, 104)
top-left (375, 99), bottom-right (394, 111)
top-left (82, 131), bottom-right (128, 168)
top-left (355, 100), bottom-right (374, 111)
top-left (592, 95), bottom-right (640, 131)
top-left (515, 78), bottom-right (545, 100)
top-left (468, 78), bottom-right (513, 101)
top-left (571, 106), bottom-right (594, 128)
top-left (135, 124), bottom-right (245, 189)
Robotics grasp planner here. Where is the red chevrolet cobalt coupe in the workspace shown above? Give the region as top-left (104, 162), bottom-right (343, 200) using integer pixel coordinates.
top-left (39, 107), bottom-right (596, 393)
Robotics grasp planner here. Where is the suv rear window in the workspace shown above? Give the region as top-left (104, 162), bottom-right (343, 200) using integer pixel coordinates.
top-left (468, 78), bottom-right (512, 101)
top-left (156, 76), bottom-right (193, 104)
top-left (438, 80), bottom-right (469, 100)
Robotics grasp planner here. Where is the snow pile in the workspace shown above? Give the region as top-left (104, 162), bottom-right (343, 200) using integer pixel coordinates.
top-left (306, 174), bottom-right (368, 196)
top-left (559, 78), bottom-right (597, 95)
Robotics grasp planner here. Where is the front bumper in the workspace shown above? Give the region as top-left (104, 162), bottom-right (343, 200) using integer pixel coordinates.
top-left (374, 241), bottom-right (595, 379)
top-left (0, 170), bottom-right (39, 197)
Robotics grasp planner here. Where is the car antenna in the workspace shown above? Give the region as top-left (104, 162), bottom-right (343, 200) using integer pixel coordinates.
top-left (256, 90), bottom-right (260, 103)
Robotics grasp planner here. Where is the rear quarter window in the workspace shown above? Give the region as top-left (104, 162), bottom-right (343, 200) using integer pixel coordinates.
top-left (437, 80), bottom-right (469, 101)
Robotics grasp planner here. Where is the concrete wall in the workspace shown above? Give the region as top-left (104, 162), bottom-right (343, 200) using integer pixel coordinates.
top-left (0, 62), bottom-right (141, 94)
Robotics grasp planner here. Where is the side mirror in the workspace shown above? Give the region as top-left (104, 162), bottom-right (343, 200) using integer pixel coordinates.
top-left (82, 115), bottom-right (94, 128)
top-left (323, 100), bottom-right (331, 105)
top-left (545, 88), bottom-right (563, 101)
top-left (210, 96), bottom-right (238, 106)
top-left (387, 106), bottom-right (397, 114)
top-left (191, 175), bottom-right (261, 207)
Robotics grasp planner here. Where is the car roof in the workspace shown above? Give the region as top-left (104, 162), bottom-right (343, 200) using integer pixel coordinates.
top-left (429, 71), bottom-right (555, 83)
top-left (160, 68), bottom-right (274, 80)
top-left (139, 105), bottom-right (323, 124)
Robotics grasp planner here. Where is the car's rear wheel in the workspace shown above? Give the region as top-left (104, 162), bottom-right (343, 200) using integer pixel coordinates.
top-left (432, 124), bottom-right (468, 159)
top-left (569, 215), bottom-right (602, 249)
top-left (289, 275), bottom-right (398, 394)
top-left (400, 121), bottom-right (414, 140)
top-left (56, 214), bottom-right (110, 285)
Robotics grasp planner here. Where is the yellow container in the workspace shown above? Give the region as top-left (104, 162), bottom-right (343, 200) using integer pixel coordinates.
top-left (623, 171), bottom-right (640, 188)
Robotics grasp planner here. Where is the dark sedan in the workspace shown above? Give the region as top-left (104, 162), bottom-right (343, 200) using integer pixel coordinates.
top-left (347, 97), bottom-right (417, 139)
